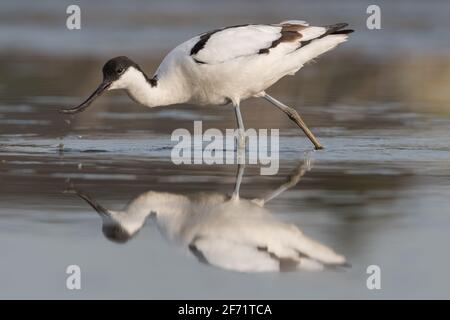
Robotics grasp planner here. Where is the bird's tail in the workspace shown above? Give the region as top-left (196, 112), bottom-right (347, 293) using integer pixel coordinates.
top-left (323, 23), bottom-right (354, 37)
top-left (292, 232), bottom-right (347, 271)
top-left (293, 23), bottom-right (354, 65)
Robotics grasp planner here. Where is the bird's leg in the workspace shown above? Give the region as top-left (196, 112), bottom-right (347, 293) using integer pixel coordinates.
top-left (252, 152), bottom-right (314, 207)
top-left (233, 104), bottom-right (246, 150)
top-left (232, 163), bottom-right (245, 201)
top-left (261, 93), bottom-right (323, 150)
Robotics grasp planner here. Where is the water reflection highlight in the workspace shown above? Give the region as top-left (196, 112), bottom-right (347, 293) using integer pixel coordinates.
top-left (71, 156), bottom-right (346, 272)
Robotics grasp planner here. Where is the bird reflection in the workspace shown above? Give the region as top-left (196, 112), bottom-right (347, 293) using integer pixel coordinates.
top-left (73, 156), bottom-right (346, 272)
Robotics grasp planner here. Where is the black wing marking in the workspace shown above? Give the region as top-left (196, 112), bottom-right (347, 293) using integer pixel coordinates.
top-left (190, 24), bottom-right (250, 56)
top-left (299, 23), bottom-right (354, 47)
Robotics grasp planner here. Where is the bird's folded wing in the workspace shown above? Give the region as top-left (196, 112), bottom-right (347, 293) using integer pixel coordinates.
top-left (188, 219), bottom-right (346, 272)
top-left (188, 236), bottom-right (281, 272)
top-left (190, 21), bottom-right (328, 65)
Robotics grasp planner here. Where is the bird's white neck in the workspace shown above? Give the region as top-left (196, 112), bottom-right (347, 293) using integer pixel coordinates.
top-left (110, 67), bottom-right (188, 108)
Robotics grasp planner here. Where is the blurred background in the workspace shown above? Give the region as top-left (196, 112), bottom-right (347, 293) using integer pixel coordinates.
top-left (0, 0), bottom-right (450, 299)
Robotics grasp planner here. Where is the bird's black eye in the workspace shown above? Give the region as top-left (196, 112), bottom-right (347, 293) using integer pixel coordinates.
top-left (117, 68), bottom-right (124, 74)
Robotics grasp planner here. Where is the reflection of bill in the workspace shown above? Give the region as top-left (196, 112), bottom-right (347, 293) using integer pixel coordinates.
top-left (70, 155), bottom-right (347, 273)
top-left (171, 121), bottom-right (279, 175)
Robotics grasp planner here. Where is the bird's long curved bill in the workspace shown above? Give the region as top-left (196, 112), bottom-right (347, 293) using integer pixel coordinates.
top-left (59, 81), bottom-right (111, 114)
top-left (76, 191), bottom-right (111, 217)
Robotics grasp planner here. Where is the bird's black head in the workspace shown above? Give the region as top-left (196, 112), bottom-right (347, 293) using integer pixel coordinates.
top-left (102, 223), bottom-right (134, 244)
top-left (59, 55), bottom-right (145, 115)
top-left (102, 56), bottom-right (139, 83)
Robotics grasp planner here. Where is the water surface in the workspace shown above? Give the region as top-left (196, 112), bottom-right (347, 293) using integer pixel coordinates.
top-left (1, 0), bottom-right (450, 299)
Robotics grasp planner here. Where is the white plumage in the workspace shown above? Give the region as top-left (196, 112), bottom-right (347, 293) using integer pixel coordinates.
top-left (61, 20), bottom-right (353, 150)
top-left (157, 21), bottom-right (350, 106)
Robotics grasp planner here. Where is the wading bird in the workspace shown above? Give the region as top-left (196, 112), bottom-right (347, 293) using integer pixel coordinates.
top-left (71, 156), bottom-right (347, 272)
top-left (60, 20), bottom-right (353, 150)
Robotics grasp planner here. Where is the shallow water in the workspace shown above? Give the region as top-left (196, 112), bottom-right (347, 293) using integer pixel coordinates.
top-left (1, 98), bottom-right (450, 298)
top-left (1, 0), bottom-right (450, 299)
